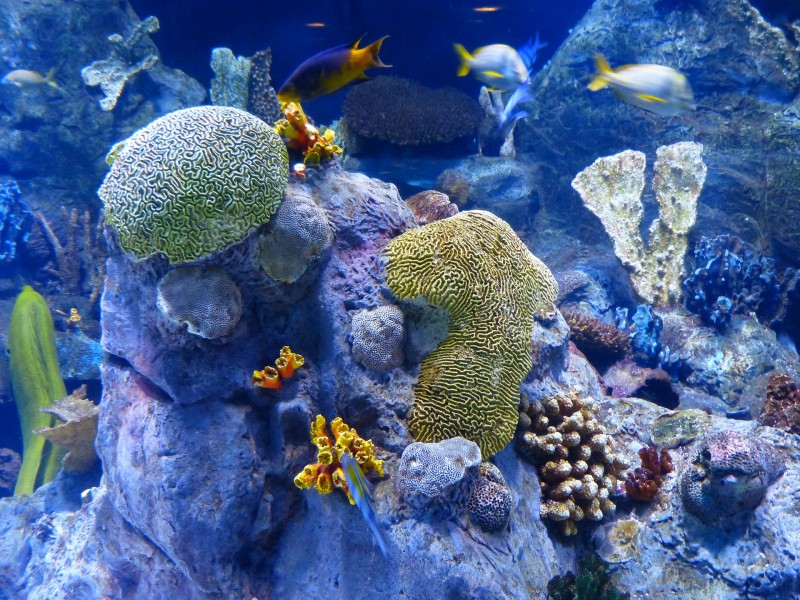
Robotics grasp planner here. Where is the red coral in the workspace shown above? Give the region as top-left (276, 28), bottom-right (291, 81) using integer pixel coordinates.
top-left (624, 447), bottom-right (673, 501)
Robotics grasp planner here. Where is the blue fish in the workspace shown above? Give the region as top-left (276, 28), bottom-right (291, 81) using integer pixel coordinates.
top-left (341, 452), bottom-right (389, 557)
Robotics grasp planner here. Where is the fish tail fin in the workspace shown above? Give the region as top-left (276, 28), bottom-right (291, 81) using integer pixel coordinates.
top-left (454, 44), bottom-right (472, 77)
top-left (365, 35), bottom-right (391, 68)
top-left (588, 54), bottom-right (612, 91)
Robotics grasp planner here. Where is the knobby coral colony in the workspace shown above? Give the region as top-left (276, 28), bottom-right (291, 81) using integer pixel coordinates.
top-left (294, 415), bottom-right (384, 504)
top-left (274, 102), bottom-right (343, 167)
top-left (624, 447), bottom-right (673, 502)
top-left (252, 345), bottom-right (304, 390)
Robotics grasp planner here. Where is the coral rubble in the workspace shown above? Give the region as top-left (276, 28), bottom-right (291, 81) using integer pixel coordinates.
top-left (571, 142), bottom-right (707, 306)
top-left (517, 390), bottom-right (627, 535)
top-left (383, 210), bottom-right (558, 457)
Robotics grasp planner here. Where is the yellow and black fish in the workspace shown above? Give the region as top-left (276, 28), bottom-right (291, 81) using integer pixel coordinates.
top-left (277, 35), bottom-right (390, 103)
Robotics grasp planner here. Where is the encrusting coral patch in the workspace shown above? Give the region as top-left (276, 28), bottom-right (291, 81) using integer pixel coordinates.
top-left (382, 210), bottom-right (558, 457)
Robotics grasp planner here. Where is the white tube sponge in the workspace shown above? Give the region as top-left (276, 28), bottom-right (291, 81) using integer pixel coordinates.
top-left (571, 141), bottom-right (706, 306)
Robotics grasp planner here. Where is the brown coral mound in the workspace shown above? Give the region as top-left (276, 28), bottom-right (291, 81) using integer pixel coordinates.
top-left (405, 190), bottom-right (458, 225)
top-left (624, 446), bottom-right (673, 501)
top-left (343, 76), bottom-right (481, 146)
top-left (562, 308), bottom-right (631, 372)
top-left (761, 373), bottom-right (800, 435)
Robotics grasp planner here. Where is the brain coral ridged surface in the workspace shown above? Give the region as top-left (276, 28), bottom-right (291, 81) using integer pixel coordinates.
top-left (383, 210), bottom-right (558, 457)
top-left (99, 106), bottom-right (288, 263)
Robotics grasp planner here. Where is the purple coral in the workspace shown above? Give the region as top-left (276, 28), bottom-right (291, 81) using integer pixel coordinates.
top-left (678, 430), bottom-right (785, 524)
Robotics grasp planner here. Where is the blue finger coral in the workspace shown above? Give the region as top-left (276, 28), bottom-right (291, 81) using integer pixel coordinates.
top-left (99, 106), bottom-right (288, 264)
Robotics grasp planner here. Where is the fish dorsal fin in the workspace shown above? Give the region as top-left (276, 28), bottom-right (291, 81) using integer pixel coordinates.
top-left (349, 35), bottom-right (366, 50)
top-left (636, 93), bottom-right (668, 103)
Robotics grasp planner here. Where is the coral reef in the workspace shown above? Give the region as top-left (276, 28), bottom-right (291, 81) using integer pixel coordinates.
top-left (571, 142), bottom-right (707, 306)
top-left (247, 48), bottom-right (282, 126)
top-left (81, 16), bottom-right (160, 111)
top-left (679, 430), bottom-right (785, 524)
top-left (209, 47), bottom-right (250, 110)
top-left (517, 390), bottom-right (627, 535)
top-left (349, 305), bottom-right (405, 372)
top-left (257, 184), bottom-right (332, 283)
top-left (35, 207), bottom-right (105, 302)
top-left (99, 106), bottom-right (288, 263)
top-left (274, 102), bottom-right (343, 166)
top-left (35, 385), bottom-right (98, 474)
top-left (548, 553), bottom-right (630, 600)
top-left (156, 266), bottom-right (242, 340)
top-left (395, 437), bottom-right (481, 518)
top-left (624, 447), bottom-right (673, 501)
top-left (383, 210), bottom-right (558, 457)
top-left (294, 415), bottom-right (384, 504)
top-left (760, 373), bottom-right (800, 435)
top-left (405, 190), bottom-right (458, 225)
top-left (562, 308), bottom-right (631, 372)
top-left (7, 286), bottom-right (66, 495)
top-left (467, 462), bottom-right (513, 533)
top-left (342, 76), bottom-right (481, 147)
top-left (0, 448), bottom-right (21, 491)
top-left (0, 178), bottom-right (32, 267)
top-left (616, 305), bottom-right (682, 378)
top-left (683, 235), bottom-right (796, 329)
top-left (252, 346), bottom-right (304, 390)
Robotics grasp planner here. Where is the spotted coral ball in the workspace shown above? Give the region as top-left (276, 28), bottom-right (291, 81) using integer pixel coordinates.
top-left (99, 106), bottom-right (288, 263)
top-left (468, 476), bottom-right (512, 533)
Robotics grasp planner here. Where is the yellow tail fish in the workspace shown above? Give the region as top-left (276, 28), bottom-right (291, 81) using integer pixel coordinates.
top-left (277, 36), bottom-right (390, 103)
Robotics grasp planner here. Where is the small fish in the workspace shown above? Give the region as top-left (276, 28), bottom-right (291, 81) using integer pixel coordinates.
top-left (587, 54), bottom-right (695, 116)
top-left (2, 68), bottom-right (60, 90)
top-left (341, 452), bottom-right (389, 557)
top-left (278, 35), bottom-right (390, 103)
top-left (498, 82), bottom-right (536, 138)
top-left (453, 43), bottom-right (528, 92)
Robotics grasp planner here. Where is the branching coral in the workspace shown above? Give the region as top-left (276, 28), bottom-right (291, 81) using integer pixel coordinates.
top-left (99, 106), bottom-right (288, 264)
top-left (760, 373), bottom-right (800, 435)
top-left (274, 102), bottom-right (343, 166)
top-left (81, 16), bottom-right (160, 111)
top-left (561, 308), bottom-right (631, 372)
top-left (209, 47), bottom-right (250, 110)
top-left (517, 390), bottom-right (627, 535)
top-left (35, 207), bottom-right (105, 303)
top-left (624, 447), bottom-right (673, 501)
top-left (294, 415), bottom-right (384, 504)
top-left (382, 210), bottom-right (558, 458)
top-left (343, 76), bottom-right (481, 147)
top-left (571, 142), bottom-right (707, 306)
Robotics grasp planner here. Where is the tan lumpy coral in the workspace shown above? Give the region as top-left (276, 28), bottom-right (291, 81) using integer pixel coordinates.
top-left (517, 390), bottom-right (627, 535)
top-left (156, 265), bottom-right (242, 339)
top-left (99, 106), bottom-right (288, 263)
top-left (571, 142), bottom-right (706, 306)
top-left (383, 210), bottom-right (558, 457)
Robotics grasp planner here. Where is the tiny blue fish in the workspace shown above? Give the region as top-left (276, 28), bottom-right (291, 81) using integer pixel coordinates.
top-left (341, 452), bottom-right (389, 557)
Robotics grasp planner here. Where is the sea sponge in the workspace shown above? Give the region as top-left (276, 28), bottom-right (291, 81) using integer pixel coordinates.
top-left (156, 265), bottom-right (242, 339)
top-left (395, 437), bottom-right (481, 517)
top-left (679, 430), bottom-right (785, 524)
top-left (99, 106), bottom-right (288, 263)
top-left (571, 142), bottom-right (707, 306)
top-left (343, 76), bottom-right (481, 146)
top-left (624, 447), bottom-right (673, 502)
top-left (7, 286), bottom-right (67, 495)
top-left (517, 390), bottom-right (628, 535)
top-left (468, 462), bottom-right (513, 533)
top-left (257, 185), bottom-right (332, 283)
top-left (294, 415), bottom-right (384, 504)
top-left (382, 210), bottom-right (558, 457)
top-left (349, 305), bottom-right (405, 371)
top-left (561, 308), bottom-right (631, 372)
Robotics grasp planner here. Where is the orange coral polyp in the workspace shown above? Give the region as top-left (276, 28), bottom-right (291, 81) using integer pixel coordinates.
top-left (252, 366), bottom-right (281, 389)
top-left (275, 356), bottom-right (295, 378)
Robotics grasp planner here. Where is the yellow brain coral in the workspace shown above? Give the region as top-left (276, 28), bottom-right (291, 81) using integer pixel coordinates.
top-left (294, 414), bottom-right (384, 504)
top-left (382, 210), bottom-right (558, 457)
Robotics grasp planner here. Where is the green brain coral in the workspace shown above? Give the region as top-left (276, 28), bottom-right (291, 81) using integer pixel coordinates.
top-left (383, 210), bottom-right (558, 457)
top-left (99, 106), bottom-right (288, 263)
